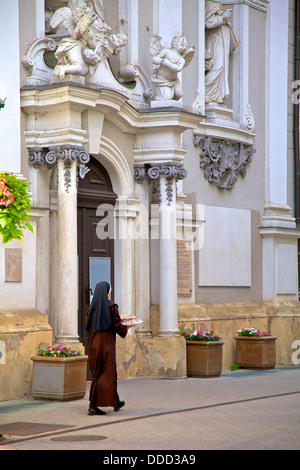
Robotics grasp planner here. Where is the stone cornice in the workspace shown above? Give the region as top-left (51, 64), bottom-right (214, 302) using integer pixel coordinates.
top-left (21, 84), bottom-right (202, 135)
top-left (222, 0), bottom-right (269, 13)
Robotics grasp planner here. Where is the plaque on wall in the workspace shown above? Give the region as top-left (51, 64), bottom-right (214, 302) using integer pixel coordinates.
top-left (177, 240), bottom-right (192, 296)
top-left (5, 248), bottom-right (22, 282)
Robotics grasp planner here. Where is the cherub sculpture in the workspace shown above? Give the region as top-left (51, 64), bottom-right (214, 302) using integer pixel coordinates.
top-left (50, 1), bottom-right (127, 79)
top-left (149, 34), bottom-right (195, 101)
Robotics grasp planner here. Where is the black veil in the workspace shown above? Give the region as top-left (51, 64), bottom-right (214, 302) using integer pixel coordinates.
top-left (85, 281), bottom-right (112, 333)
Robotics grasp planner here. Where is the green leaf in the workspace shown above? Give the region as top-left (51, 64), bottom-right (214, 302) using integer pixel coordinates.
top-left (25, 222), bottom-right (33, 233)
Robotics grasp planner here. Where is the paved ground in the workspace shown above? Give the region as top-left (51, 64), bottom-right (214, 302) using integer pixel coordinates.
top-left (0, 366), bottom-right (299, 455)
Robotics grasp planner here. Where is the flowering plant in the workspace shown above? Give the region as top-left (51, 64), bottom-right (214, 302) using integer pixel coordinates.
top-left (237, 328), bottom-right (271, 337)
top-left (180, 329), bottom-right (221, 342)
top-left (36, 344), bottom-right (83, 357)
top-left (0, 172), bottom-right (33, 244)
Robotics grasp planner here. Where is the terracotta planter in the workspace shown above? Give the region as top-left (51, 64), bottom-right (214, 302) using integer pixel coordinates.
top-left (186, 340), bottom-right (224, 378)
top-left (31, 355), bottom-right (88, 401)
top-left (235, 336), bottom-right (277, 370)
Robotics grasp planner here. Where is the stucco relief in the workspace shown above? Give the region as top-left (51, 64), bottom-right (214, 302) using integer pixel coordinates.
top-left (193, 135), bottom-right (255, 189)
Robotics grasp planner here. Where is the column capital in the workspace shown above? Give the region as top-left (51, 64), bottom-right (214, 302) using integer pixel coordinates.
top-left (134, 161), bottom-right (187, 183)
top-left (28, 144), bottom-right (90, 169)
top-left (134, 162), bottom-right (187, 206)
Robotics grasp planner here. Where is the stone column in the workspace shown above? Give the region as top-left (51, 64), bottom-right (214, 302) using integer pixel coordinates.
top-left (28, 144), bottom-right (90, 346)
top-left (135, 162), bottom-right (187, 337)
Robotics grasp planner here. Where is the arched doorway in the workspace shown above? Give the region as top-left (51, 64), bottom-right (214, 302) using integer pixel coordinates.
top-left (77, 156), bottom-right (117, 351)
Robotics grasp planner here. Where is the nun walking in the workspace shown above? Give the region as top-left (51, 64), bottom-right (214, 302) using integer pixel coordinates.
top-left (85, 281), bottom-right (131, 416)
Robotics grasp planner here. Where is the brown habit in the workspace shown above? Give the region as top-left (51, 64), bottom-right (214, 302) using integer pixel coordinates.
top-left (88, 301), bottom-right (127, 407)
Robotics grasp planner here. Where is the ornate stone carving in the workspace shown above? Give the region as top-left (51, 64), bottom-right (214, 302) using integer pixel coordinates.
top-left (133, 164), bottom-right (147, 184)
top-left (29, 145), bottom-right (90, 193)
top-left (49, 1), bottom-right (127, 80)
top-left (28, 145), bottom-right (90, 169)
top-left (22, 37), bottom-right (57, 85)
top-left (149, 34), bottom-right (195, 102)
top-left (193, 135), bottom-right (255, 189)
top-left (134, 162), bottom-right (187, 205)
top-left (28, 146), bottom-right (46, 168)
top-left (119, 64), bottom-right (154, 101)
top-left (63, 162), bottom-right (72, 193)
top-left (244, 103), bottom-right (255, 132)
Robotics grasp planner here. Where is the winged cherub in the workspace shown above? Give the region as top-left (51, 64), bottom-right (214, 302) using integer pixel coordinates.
top-left (149, 34), bottom-right (195, 101)
top-left (50, 2), bottom-right (99, 78)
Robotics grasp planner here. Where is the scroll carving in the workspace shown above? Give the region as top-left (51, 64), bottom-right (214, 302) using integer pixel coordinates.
top-left (193, 136), bottom-right (255, 189)
top-left (134, 162), bottom-right (187, 205)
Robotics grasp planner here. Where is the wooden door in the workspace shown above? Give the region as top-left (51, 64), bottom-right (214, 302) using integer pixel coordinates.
top-left (77, 157), bottom-right (117, 352)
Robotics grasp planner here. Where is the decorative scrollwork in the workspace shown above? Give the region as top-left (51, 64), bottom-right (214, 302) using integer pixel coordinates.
top-left (28, 144), bottom-right (90, 192)
top-left (28, 146), bottom-right (45, 168)
top-left (193, 135), bottom-right (255, 189)
top-left (134, 162), bottom-right (187, 205)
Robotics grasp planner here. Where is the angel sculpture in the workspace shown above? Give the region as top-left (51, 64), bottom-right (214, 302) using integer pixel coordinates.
top-left (49, 1), bottom-right (127, 79)
top-left (149, 34), bottom-right (195, 101)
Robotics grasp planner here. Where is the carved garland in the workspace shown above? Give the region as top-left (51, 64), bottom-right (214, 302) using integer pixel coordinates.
top-left (193, 136), bottom-right (255, 189)
top-left (134, 162), bottom-right (187, 205)
top-left (28, 145), bottom-right (90, 193)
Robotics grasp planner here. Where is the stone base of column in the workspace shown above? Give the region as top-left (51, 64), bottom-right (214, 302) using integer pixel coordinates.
top-left (158, 329), bottom-right (179, 337)
top-left (135, 329), bottom-right (153, 339)
top-left (116, 334), bottom-right (187, 378)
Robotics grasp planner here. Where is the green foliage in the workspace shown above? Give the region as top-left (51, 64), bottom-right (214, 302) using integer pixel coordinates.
top-left (0, 172), bottom-right (33, 244)
top-left (229, 363), bottom-right (240, 371)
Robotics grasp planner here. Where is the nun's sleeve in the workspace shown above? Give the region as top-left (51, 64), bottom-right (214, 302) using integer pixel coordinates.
top-left (111, 303), bottom-right (128, 338)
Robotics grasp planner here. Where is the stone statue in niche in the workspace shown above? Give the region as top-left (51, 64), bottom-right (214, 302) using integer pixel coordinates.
top-left (49, 1), bottom-right (127, 79)
top-left (205, 0), bottom-right (233, 104)
top-left (149, 34), bottom-right (195, 101)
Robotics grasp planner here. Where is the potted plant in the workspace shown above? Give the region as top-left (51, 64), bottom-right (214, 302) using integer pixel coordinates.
top-left (31, 344), bottom-right (88, 401)
top-left (180, 330), bottom-right (224, 378)
top-left (235, 328), bottom-right (277, 370)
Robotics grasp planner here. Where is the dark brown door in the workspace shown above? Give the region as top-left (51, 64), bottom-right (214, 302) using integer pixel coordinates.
top-left (77, 156), bottom-right (117, 353)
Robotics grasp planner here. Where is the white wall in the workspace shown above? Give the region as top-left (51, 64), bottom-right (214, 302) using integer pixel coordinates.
top-left (0, 0), bottom-right (21, 174)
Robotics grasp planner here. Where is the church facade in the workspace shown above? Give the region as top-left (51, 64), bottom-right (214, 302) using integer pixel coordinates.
top-left (1, 0), bottom-right (300, 401)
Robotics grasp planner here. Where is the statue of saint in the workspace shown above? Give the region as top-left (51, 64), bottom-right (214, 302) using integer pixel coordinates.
top-left (205, 0), bottom-right (232, 104)
top-left (149, 35), bottom-right (195, 101)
